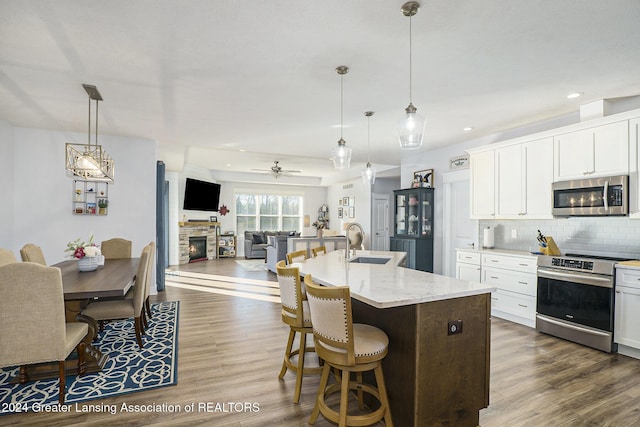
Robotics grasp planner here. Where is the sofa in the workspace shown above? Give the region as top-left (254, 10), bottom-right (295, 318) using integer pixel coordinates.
top-left (244, 231), bottom-right (299, 259)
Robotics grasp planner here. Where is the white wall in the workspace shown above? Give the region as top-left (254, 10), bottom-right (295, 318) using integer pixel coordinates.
top-left (327, 178), bottom-right (373, 249)
top-left (0, 119), bottom-right (15, 249)
top-left (7, 126), bottom-right (156, 266)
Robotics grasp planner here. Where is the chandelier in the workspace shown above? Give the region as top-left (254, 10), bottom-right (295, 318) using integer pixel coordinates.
top-left (65, 84), bottom-right (114, 182)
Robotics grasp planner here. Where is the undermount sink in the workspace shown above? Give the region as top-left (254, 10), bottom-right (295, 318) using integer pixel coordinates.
top-left (349, 256), bottom-right (391, 265)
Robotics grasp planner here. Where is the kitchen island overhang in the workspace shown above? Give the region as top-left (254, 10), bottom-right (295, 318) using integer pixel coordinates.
top-left (294, 250), bottom-right (496, 427)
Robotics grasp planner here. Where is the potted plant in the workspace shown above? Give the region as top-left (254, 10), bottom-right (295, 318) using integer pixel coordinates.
top-left (98, 198), bottom-right (109, 215)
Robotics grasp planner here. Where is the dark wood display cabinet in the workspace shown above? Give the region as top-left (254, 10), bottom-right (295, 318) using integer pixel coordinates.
top-left (390, 187), bottom-right (434, 272)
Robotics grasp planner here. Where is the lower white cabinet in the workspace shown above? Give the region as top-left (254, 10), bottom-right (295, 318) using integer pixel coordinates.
top-left (615, 266), bottom-right (640, 358)
top-left (456, 250), bottom-right (481, 282)
top-left (456, 249), bottom-right (538, 328)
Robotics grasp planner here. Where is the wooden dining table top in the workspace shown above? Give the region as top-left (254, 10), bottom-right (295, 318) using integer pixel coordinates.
top-left (53, 258), bottom-right (140, 300)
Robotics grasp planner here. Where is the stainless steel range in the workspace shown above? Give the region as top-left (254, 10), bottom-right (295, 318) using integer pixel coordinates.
top-left (536, 253), bottom-right (628, 353)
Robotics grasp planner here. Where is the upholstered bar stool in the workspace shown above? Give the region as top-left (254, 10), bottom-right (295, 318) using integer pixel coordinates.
top-left (311, 246), bottom-right (327, 257)
top-left (276, 260), bottom-right (322, 403)
top-left (304, 275), bottom-right (393, 427)
top-left (286, 249), bottom-right (308, 264)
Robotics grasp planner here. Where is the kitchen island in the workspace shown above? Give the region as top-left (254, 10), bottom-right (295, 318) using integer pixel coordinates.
top-left (295, 250), bottom-right (496, 427)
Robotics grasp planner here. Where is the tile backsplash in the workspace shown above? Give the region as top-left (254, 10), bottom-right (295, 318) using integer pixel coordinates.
top-left (479, 217), bottom-right (640, 259)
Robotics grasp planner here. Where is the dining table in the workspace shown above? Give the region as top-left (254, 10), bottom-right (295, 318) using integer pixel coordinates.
top-left (12, 258), bottom-right (140, 383)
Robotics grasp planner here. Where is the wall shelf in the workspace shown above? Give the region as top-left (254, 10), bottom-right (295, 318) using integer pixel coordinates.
top-left (73, 180), bottom-right (109, 215)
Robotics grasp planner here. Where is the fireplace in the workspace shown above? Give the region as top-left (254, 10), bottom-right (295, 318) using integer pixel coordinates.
top-left (188, 236), bottom-right (207, 263)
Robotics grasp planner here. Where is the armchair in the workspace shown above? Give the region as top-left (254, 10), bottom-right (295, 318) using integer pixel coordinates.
top-left (266, 235), bottom-right (290, 273)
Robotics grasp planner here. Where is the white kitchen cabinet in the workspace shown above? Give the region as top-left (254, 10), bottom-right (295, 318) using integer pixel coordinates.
top-left (495, 137), bottom-right (554, 219)
top-left (615, 266), bottom-right (640, 359)
top-left (554, 120), bottom-right (629, 181)
top-left (481, 252), bottom-right (538, 327)
top-left (630, 118), bottom-right (640, 217)
top-left (469, 149), bottom-right (495, 219)
top-left (455, 250), bottom-right (481, 282)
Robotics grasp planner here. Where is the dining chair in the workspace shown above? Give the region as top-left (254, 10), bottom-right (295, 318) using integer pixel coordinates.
top-left (304, 275), bottom-right (393, 427)
top-left (142, 241), bottom-right (155, 327)
top-left (276, 260), bottom-right (322, 403)
top-left (0, 248), bottom-right (17, 266)
top-left (0, 262), bottom-right (88, 404)
top-left (81, 245), bottom-right (151, 349)
top-left (19, 243), bottom-right (46, 265)
top-left (286, 249), bottom-right (308, 264)
top-left (311, 246), bottom-right (327, 257)
top-left (101, 238), bottom-right (132, 259)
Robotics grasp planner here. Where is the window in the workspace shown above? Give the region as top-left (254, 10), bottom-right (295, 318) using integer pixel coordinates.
top-left (236, 193), bottom-right (303, 236)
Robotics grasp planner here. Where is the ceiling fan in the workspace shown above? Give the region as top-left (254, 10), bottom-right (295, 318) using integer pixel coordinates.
top-left (251, 161), bottom-right (302, 178)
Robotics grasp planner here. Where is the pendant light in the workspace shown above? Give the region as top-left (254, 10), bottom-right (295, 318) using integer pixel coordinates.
top-left (65, 84), bottom-right (115, 182)
top-left (398, 1), bottom-right (425, 150)
top-left (361, 111), bottom-right (376, 185)
top-left (331, 65), bottom-right (352, 169)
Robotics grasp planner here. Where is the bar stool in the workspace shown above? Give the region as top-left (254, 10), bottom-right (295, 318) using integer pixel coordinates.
top-left (286, 249), bottom-right (308, 264)
top-left (304, 274), bottom-right (393, 427)
top-left (276, 260), bottom-right (322, 403)
top-left (311, 246), bottom-right (327, 257)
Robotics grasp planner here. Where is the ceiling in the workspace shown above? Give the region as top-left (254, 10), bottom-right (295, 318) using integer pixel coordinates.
top-left (2, 1), bottom-right (640, 185)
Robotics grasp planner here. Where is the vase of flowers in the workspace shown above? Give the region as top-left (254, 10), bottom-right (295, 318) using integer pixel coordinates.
top-left (66, 233), bottom-right (102, 272)
top-left (312, 219), bottom-right (328, 238)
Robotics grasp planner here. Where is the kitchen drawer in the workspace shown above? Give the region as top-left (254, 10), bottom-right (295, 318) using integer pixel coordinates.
top-left (482, 253), bottom-right (537, 274)
top-left (482, 267), bottom-right (536, 296)
top-left (457, 250), bottom-right (481, 265)
top-left (491, 289), bottom-right (536, 321)
top-left (616, 267), bottom-right (640, 290)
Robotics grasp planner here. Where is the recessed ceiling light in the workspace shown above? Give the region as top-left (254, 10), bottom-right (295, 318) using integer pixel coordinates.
top-left (567, 92), bottom-right (583, 99)
top-left (239, 149), bottom-right (246, 152)
top-left (226, 164), bottom-right (231, 167)
top-left (463, 127), bottom-right (473, 132)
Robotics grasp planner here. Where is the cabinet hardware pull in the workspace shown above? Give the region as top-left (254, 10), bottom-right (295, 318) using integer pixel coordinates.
top-left (490, 260), bottom-right (498, 262)
top-left (491, 297), bottom-right (498, 301)
top-left (490, 276), bottom-right (499, 279)
top-left (518, 281), bottom-right (528, 285)
top-left (519, 263), bottom-right (529, 266)
top-left (518, 304), bottom-right (527, 308)
top-left (616, 290), bottom-right (620, 293)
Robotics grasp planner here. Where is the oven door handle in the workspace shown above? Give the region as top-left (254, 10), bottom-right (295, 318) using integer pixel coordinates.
top-left (604, 180), bottom-right (609, 211)
top-left (537, 268), bottom-right (613, 288)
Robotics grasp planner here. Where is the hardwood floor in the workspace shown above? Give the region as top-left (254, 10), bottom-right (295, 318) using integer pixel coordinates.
top-left (4, 258), bottom-right (640, 426)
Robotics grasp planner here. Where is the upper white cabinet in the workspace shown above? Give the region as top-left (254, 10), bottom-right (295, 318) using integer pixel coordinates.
top-left (495, 137), bottom-right (554, 219)
top-left (470, 149), bottom-right (495, 218)
top-left (554, 120), bottom-right (629, 181)
top-left (630, 118), bottom-right (640, 217)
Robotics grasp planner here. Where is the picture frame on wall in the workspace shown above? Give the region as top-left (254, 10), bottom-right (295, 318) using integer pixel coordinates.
top-left (338, 207), bottom-right (343, 218)
top-left (413, 169), bottom-right (434, 188)
top-left (343, 197), bottom-right (349, 206)
top-left (348, 206), bottom-right (355, 218)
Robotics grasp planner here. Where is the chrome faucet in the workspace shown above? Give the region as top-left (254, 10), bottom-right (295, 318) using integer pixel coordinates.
top-left (345, 222), bottom-right (364, 258)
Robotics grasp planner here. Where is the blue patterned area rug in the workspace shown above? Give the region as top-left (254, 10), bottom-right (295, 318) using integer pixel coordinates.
top-left (0, 301), bottom-right (179, 412)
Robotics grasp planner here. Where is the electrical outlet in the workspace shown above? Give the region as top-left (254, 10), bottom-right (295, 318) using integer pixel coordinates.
top-left (447, 320), bottom-right (463, 335)
top-left (511, 229), bottom-right (518, 239)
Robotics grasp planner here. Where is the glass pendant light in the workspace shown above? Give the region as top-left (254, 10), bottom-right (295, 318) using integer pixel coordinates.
top-left (331, 66), bottom-right (352, 169)
top-left (361, 111), bottom-right (376, 185)
top-left (398, 1), bottom-right (425, 150)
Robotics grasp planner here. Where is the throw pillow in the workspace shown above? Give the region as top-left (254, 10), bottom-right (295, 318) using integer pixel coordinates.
top-left (252, 233), bottom-right (264, 244)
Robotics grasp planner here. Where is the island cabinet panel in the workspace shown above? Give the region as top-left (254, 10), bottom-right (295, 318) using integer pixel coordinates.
top-left (351, 292), bottom-right (490, 427)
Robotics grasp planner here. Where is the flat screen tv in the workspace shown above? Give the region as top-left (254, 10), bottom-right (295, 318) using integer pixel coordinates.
top-left (183, 178), bottom-right (221, 211)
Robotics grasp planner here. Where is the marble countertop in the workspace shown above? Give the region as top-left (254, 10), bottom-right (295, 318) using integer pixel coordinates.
top-left (294, 250), bottom-right (495, 309)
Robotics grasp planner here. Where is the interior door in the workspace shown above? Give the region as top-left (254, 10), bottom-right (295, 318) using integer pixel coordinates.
top-left (443, 170), bottom-right (478, 277)
top-left (372, 194), bottom-right (389, 251)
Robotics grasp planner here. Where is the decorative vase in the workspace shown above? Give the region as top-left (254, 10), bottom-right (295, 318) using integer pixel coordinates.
top-left (78, 256), bottom-right (98, 272)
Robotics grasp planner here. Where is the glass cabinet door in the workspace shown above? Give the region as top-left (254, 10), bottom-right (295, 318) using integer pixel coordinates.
top-left (395, 193), bottom-right (407, 235)
top-left (406, 190), bottom-right (420, 236)
top-left (420, 189), bottom-right (433, 237)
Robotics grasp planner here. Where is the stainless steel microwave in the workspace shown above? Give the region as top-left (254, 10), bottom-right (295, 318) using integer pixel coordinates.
top-left (552, 175), bottom-right (628, 216)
